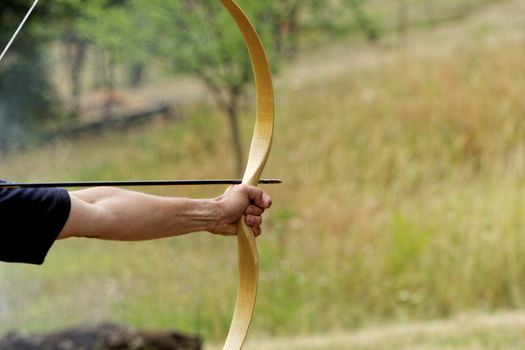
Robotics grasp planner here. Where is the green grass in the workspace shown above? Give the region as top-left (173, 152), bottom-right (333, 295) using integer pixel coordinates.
top-left (1, 1), bottom-right (525, 345)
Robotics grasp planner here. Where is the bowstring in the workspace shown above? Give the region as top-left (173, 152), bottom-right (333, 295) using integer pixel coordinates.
top-left (0, 0), bottom-right (40, 64)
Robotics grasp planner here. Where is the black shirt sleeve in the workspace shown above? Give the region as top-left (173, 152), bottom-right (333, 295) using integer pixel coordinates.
top-left (0, 180), bottom-right (71, 265)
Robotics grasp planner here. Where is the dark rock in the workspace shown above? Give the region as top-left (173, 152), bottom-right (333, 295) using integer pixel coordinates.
top-left (0, 323), bottom-right (201, 350)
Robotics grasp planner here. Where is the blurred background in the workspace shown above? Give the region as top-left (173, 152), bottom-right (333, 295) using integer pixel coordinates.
top-left (1, 0), bottom-right (525, 349)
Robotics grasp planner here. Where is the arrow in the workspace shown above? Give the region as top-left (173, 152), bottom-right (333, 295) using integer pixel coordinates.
top-left (0, 179), bottom-right (282, 189)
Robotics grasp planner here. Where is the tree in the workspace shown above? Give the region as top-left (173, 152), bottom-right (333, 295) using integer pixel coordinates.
top-left (347, 0), bottom-right (379, 43)
top-left (75, 0), bottom-right (155, 116)
top-left (397, 0), bottom-right (409, 43)
top-left (107, 0), bottom-right (285, 176)
top-left (45, 0), bottom-right (92, 118)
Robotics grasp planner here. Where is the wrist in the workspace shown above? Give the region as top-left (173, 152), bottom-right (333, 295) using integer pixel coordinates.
top-left (193, 198), bottom-right (222, 234)
top-left (205, 198), bottom-right (223, 233)
top-left (168, 198), bottom-right (220, 234)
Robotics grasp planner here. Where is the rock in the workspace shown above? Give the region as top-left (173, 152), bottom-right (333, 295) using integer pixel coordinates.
top-left (0, 323), bottom-right (201, 350)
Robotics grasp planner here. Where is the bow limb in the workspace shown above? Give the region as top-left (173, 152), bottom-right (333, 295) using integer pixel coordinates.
top-left (219, 1), bottom-right (275, 349)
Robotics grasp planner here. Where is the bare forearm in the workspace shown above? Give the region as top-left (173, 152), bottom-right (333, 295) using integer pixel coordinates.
top-left (60, 187), bottom-right (220, 240)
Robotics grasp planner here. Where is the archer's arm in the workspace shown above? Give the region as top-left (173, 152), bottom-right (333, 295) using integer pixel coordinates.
top-left (58, 185), bottom-right (271, 241)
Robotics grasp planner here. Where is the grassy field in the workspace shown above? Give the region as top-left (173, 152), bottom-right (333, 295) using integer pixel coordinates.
top-left (1, 0), bottom-right (525, 348)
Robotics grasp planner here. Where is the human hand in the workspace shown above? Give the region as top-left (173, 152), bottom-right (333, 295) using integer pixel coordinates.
top-left (210, 185), bottom-right (272, 237)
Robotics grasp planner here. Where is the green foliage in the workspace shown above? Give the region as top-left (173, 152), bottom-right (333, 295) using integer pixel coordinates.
top-left (75, 0), bottom-right (150, 68)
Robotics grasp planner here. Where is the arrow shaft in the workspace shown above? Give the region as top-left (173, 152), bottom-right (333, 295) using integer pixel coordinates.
top-left (0, 179), bottom-right (281, 189)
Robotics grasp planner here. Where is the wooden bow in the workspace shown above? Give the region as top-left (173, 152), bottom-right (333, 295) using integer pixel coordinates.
top-left (219, 1), bottom-right (275, 349)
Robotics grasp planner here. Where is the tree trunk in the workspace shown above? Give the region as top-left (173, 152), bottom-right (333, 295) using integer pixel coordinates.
top-left (397, 0), bottom-right (409, 44)
top-left (425, 1), bottom-right (437, 24)
top-left (287, 6), bottom-right (300, 57)
top-left (349, 0), bottom-right (379, 43)
top-left (226, 99), bottom-right (244, 178)
top-left (103, 53), bottom-right (117, 119)
top-left (129, 63), bottom-right (145, 88)
top-left (66, 38), bottom-right (87, 119)
top-left (94, 48), bottom-right (106, 90)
